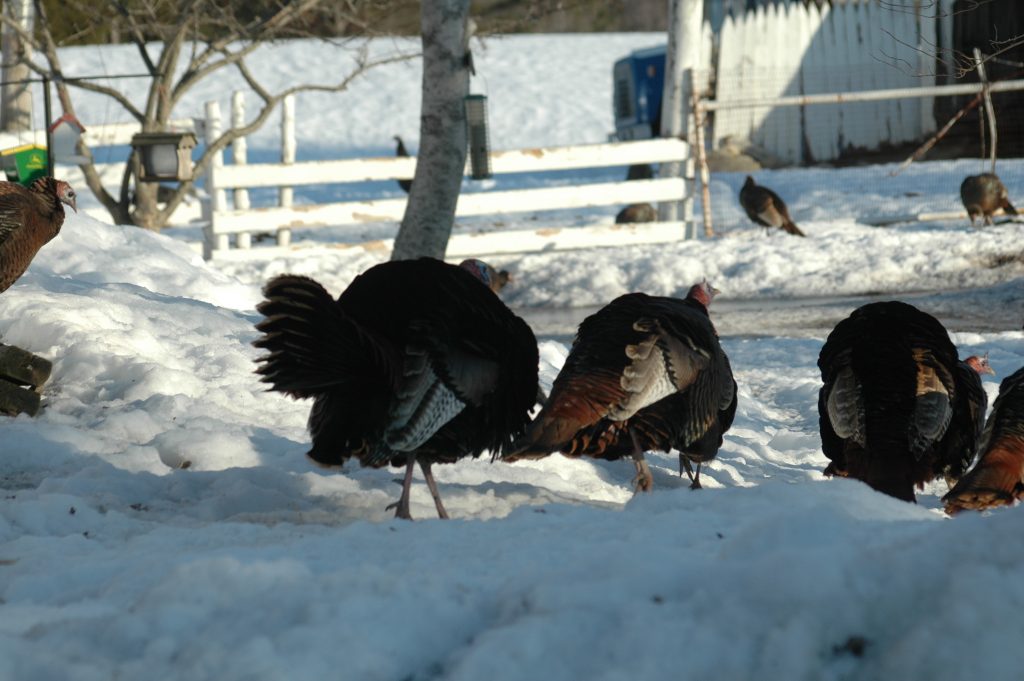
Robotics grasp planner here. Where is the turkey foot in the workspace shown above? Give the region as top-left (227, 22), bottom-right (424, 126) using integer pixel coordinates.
top-left (385, 453), bottom-right (417, 520)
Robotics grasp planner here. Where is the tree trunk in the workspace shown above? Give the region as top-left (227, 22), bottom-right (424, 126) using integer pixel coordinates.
top-left (1, 0), bottom-right (34, 133)
top-left (390, 0), bottom-right (472, 262)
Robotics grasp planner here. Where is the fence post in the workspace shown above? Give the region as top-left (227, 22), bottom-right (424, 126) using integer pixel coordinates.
top-left (692, 94), bottom-right (713, 238)
top-left (231, 91), bottom-right (252, 249)
top-left (278, 94), bottom-right (295, 247)
top-left (203, 100), bottom-right (228, 257)
top-left (659, 0), bottom-right (701, 238)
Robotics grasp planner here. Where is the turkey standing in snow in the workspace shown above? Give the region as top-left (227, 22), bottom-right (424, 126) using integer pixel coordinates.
top-left (615, 203), bottom-right (657, 224)
top-left (739, 176), bottom-right (805, 237)
top-left (960, 173), bottom-right (1017, 226)
top-left (253, 257), bottom-right (539, 520)
top-left (504, 280), bottom-right (736, 493)
top-left (0, 177), bottom-right (77, 294)
top-left (394, 135), bottom-right (413, 193)
top-left (818, 301), bottom-right (991, 502)
top-left (943, 365), bottom-right (1024, 514)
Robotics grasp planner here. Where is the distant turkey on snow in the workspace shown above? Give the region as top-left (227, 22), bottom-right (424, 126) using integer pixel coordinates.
top-left (818, 301), bottom-right (992, 502)
top-left (739, 176), bottom-right (805, 237)
top-left (253, 257), bottom-right (539, 520)
top-left (960, 173), bottom-right (1017, 226)
top-left (943, 365), bottom-right (1024, 514)
top-left (504, 281), bottom-right (736, 493)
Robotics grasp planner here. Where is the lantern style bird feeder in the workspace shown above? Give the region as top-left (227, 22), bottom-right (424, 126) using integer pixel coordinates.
top-left (465, 94), bottom-right (492, 180)
top-left (130, 131), bottom-right (198, 182)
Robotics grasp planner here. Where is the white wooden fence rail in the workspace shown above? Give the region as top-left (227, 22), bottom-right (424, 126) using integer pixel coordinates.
top-left (202, 118), bottom-right (693, 260)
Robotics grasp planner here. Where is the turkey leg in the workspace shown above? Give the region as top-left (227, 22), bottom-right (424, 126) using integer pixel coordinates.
top-left (386, 453), bottom-right (417, 520)
top-left (680, 455), bottom-right (702, 490)
top-left (630, 431), bottom-right (653, 493)
top-left (419, 460), bottom-right (450, 519)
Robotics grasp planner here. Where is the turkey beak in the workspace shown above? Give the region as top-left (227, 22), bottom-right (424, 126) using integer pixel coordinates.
top-left (710, 285), bottom-right (721, 298)
top-left (65, 196), bottom-right (78, 213)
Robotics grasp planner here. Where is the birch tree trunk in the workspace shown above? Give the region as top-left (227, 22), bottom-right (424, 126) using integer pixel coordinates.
top-left (390, 0), bottom-right (472, 262)
top-left (1, 0), bottom-right (34, 132)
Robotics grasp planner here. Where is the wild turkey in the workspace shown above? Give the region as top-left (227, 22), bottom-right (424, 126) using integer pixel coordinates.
top-left (461, 258), bottom-right (510, 294)
top-left (394, 135), bottom-right (413, 193)
top-left (739, 176), bottom-right (805, 237)
top-left (253, 257), bottom-right (539, 520)
top-left (943, 366), bottom-right (1024, 514)
top-left (960, 173), bottom-right (1017, 226)
top-left (504, 281), bottom-right (737, 493)
top-left (0, 177), bottom-right (77, 294)
top-left (615, 203), bottom-right (657, 224)
top-left (818, 301), bottom-right (991, 502)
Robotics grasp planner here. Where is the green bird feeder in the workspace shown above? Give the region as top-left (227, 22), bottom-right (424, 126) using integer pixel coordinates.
top-left (1, 144), bottom-right (49, 185)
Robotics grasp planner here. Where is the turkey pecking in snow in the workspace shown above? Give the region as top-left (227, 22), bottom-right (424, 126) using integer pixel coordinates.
top-left (253, 257), bottom-right (539, 520)
top-left (739, 176), bottom-right (805, 237)
top-left (960, 173), bottom-right (1017, 226)
top-left (504, 280), bottom-right (736, 493)
top-left (818, 301), bottom-right (991, 502)
top-left (943, 365), bottom-right (1024, 514)
top-left (0, 177), bottom-right (77, 294)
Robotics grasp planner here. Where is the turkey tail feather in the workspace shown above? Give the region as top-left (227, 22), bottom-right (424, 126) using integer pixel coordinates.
top-left (782, 219), bottom-right (805, 237)
top-left (254, 275), bottom-right (392, 398)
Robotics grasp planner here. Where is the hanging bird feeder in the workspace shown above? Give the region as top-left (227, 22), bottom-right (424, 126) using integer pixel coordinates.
top-left (48, 113), bottom-right (88, 166)
top-left (465, 94), bottom-right (492, 180)
top-left (131, 131), bottom-right (197, 182)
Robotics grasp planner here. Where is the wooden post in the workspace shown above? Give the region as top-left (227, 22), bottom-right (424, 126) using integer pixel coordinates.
top-left (278, 94), bottom-right (295, 247)
top-left (0, 344), bottom-right (51, 417)
top-left (692, 92), bottom-right (713, 237)
top-left (974, 48), bottom-right (997, 173)
top-left (658, 0), bottom-right (702, 236)
top-left (231, 92), bottom-right (251, 249)
top-left (203, 100), bottom-right (228, 257)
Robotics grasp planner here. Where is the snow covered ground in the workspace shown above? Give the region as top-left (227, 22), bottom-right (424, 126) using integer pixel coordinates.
top-left (2, 35), bottom-right (1024, 680)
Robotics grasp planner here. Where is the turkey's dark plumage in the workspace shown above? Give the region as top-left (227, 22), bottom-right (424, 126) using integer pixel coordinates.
top-left (615, 203), bottom-right (657, 224)
top-left (394, 135), bottom-right (413, 193)
top-left (253, 257), bottom-right (539, 519)
top-left (818, 301), bottom-right (989, 502)
top-left (739, 176), bottom-right (804, 237)
top-left (504, 281), bottom-right (736, 492)
top-left (943, 366), bottom-right (1024, 514)
top-left (0, 177), bottom-right (77, 294)
top-left (960, 173), bottom-right (1017, 226)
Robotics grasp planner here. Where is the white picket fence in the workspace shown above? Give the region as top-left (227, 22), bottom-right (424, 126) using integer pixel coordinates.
top-left (713, 0), bottom-right (942, 164)
top-left (202, 96), bottom-right (695, 261)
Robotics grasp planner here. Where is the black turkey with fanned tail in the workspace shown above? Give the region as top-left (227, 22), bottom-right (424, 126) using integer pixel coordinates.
top-left (254, 257), bottom-right (539, 520)
top-left (504, 281), bottom-right (736, 493)
top-left (818, 301), bottom-right (992, 502)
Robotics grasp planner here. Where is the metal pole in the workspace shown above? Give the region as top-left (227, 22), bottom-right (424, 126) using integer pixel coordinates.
top-left (973, 48), bottom-right (997, 174)
top-left (42, 75), bottom-right (52, 177)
